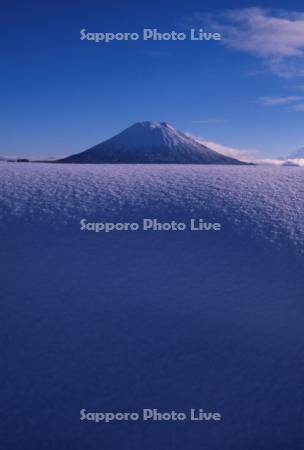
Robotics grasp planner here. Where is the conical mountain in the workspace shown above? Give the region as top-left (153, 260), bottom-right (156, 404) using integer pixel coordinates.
top-left (58, 121), bottom-right (247, 164)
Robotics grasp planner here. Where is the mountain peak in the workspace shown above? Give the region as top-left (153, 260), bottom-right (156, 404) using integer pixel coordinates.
top-left (131, 121), bottom-right (174, 130)
top-left (58, 122), bottom-right (247, 165)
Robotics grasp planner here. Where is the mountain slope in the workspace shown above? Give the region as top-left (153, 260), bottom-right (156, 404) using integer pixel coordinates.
top-left (58, 121), bottom-right (247, 164)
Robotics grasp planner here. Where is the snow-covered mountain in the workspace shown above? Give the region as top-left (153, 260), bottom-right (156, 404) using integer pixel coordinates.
top-left (58, 121), bottom-right (247, 164)
top-left (282, 160), bottom-right (300, 167)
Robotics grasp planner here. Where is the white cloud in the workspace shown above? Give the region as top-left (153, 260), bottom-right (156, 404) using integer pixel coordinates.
top-left (195, 8), bottom-right (304, 77)
top-left (186, 133), bottom-right (255, 162)
top-left (200, 139), bottom-right (252, 161)
top-left (289, 102), bottom-right (304, 111)
top-left (290, 158), bottom-right (304, 165)
top-left (217, 8), bottom-right (304, 57)
top-left (186, 132), bottom-right (300, 165)
top-left (259, 95), bottom-right (304, 105)
top-left (254, 158), bottom-right (285, 165)
top-left (202, 139), bottom-right (288, 165)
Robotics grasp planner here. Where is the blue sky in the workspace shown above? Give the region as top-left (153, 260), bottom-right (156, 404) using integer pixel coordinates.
top-left (2, 0), bottom-right (304, 158)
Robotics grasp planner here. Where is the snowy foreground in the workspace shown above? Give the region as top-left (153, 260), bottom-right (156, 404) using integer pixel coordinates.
top-left (1, 163), bottom-right (304, 450)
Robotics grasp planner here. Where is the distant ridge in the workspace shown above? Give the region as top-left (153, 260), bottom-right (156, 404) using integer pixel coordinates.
top-left (288, 147), bottom-right (304, 159)
top-left (58, 121), bottom-right (248, 165)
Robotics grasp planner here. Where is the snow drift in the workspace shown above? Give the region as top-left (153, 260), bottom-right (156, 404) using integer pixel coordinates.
top-left (1, 163), bottom-right (304, 450)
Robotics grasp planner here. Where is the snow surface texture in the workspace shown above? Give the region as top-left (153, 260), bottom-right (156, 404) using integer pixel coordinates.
top-left (59, 121), bottom-right (244, 164)
top-left (1, 163), bottom-right (304, 450)
top-left (1, 163), bottom-right (303, 252)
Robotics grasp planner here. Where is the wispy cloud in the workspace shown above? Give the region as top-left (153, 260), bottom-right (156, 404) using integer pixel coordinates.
top-left (200, 139), bottom-right (252, 161)
top-left (254, 158), bottom-right (287, 165)
top-left (186, 132), bottom-right (254, 162)
top-left (289, 84), bottom-right (304, 90)
top-left (257, 95), bottom-right (304, 111)
top-left (289, 103), bottom-right (304, 111)
top-left (192, 118), bottom-right (230, 124)
top-left (282, 158), bottom-right (304, 165)
top-left (193, 8), bottom-right (304, 78)
top-left (186, 132), bottom-right (298, 165)
top-left (259, 95), bottom-right (304, 105)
